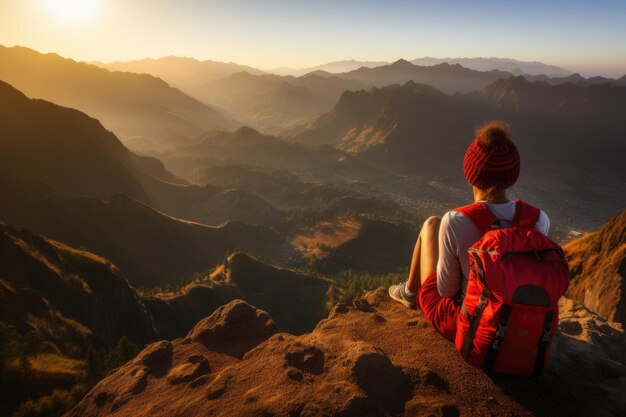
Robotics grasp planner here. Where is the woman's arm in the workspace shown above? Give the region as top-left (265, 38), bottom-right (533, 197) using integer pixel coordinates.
top-left (436, 212), bottom-right (463, 298)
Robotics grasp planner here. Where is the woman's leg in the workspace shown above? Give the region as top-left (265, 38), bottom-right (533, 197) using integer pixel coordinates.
top-left (406, 216), bottom-right (441, 292)
top-left (389, 216), bottom-right (441, 308)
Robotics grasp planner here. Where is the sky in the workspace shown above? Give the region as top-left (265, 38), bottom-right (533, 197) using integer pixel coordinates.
top-left (1, 0), bottom-right (625, 77)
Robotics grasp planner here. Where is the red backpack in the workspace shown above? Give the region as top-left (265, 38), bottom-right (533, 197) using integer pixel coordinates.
top-left (453, 200), bottom-right (569, 376)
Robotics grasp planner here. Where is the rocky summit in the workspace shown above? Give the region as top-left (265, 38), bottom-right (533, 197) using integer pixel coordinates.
top-left (69, 289), bottom-right (626, 417)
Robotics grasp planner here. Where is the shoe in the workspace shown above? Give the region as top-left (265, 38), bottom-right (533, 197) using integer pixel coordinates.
top-left (388, 283), bottom-right (417, 309)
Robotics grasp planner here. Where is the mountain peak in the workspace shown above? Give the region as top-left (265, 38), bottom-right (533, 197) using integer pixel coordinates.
top-left (233, 126), bottom-right (266, 141)
top-left (390, 58), bottom-right (414, 69)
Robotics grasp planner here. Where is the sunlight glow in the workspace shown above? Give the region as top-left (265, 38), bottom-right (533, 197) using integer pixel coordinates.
top-left (42, 0), bottom-right (99, 23)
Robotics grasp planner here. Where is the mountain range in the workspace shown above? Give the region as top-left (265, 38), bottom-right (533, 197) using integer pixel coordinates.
top-left (94, 56), bottom-right (264, 92)
top-left (84, 52), bottom-right (625, 138)
top-left (0, 80), bottom-right (292, 287)
top-left (523, 72), bottom-right (626, 87)
top-left (179, 71), bottom-right (367, 131)
top-left (269, 57), bottom-right (573, 77)
top-left (410, 57), bottom-right (572, 77)
top-left (268, 59), bottom-right (390, 76)
top-left (333, 59), bottom-right (511, 94)
top-left (293, 77), bottom-right (626, 231)
top-left (0, 45), bottom-right (234, 147)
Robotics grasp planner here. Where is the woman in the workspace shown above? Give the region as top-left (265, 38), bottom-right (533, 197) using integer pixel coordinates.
top-left (389, 121), bottom-right (550, 341)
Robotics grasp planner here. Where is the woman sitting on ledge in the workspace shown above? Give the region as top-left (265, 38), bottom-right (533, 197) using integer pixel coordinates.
top-left (388, 121), bottom-right (550, 341)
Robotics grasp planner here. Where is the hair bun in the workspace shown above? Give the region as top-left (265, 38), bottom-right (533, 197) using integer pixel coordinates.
top-left (475, 121), bottom-right (511, 147)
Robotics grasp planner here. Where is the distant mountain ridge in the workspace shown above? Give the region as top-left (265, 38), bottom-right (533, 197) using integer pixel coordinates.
top-left (269, 59), bottom-right (389, 76)
top-left (411, 57), bottom-right (572, 77)
top-left (0, 45), bottom-right (234, 145)
top-left (187, 71), bottom-right (368, 132)
top-left (523, 72), bottom-right (626, 86)
top-left (94, 56), bottom-right (265, 92)
top-left (335, 59), bottom-right (512, 94)
top-left (268, 57), bottom-right (572, 78)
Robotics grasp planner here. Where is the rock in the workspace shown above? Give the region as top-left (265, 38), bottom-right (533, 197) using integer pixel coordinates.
top-left (348, 342), bottom-right (411, 416)
top-left (93, 391), bottom-right (112, 408)
top-left (285, 368), bottom-right (304, 381)
top-left (558, 297), bottom-right (626, 365)
top-left (126, 367), bottom-right (149, 394)
top-left (187, 299), bottom-right (277, 358)
top-left (285, 345), bottom-right (325, 374)
top-left (108, 367), bottom-right (149, 412)
top-left (328, 301), bottom-right (351, 318)
top-left (353, 298), bottom-right (375, 312)
top-left (136, 340), bottom-right (172, 376)
top-left (206, 370), bottom-right (232, 400)
top-left (167, 355), bottom-right (211, 384)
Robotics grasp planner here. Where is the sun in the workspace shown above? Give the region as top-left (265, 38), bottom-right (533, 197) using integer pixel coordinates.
top-left (42, 0), bottom-right (99, 23)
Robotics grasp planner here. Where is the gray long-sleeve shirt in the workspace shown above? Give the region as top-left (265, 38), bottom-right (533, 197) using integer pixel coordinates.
top-left (436, 201), bottom-right (550, 298)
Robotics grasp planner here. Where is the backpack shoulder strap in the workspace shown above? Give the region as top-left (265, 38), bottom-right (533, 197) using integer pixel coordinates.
top-left (512, 200), bottom-right (541, 229)
top-left (453, 202), bottom-right (496, 236)
top-left (454, 200), bottom-right (541, 235)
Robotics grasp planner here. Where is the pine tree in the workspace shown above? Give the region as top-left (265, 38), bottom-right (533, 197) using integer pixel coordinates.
top-left (85, 347), bottom-right (102, 380)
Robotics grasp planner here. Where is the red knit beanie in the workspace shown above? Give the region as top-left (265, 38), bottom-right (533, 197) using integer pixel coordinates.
top-left (463, 124), bottom-right (520, 189)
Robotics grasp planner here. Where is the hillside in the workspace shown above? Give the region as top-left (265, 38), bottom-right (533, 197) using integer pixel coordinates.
top-left (333, 218), bottom-right (416, 273)
top-left (0, 80), bottom-right (181, 201)
top-left (69, 290), bottom-right (626, 417)
top-left (0, 45), bottom-right (233, 145)
top-left (0, 178), bottom-right (286, 287)
top-left (0, 224), bottom-right (332, 416)
top-left (149, 126), bottom-right (389, 186)
top-left (336, 59), bottom-right (511, 93)
top-left (0, 222), bottom-right (155, 417)
top-left (0, 222), bottom-right (154, 348)
top-left (0, 79), bottom-right (283, 225)
top-left (291, 216), bottom-right (416, 275)
top-left (0, 222), bottom-right (329, 344)
top-left (564, 210), bottom-right (626, 325)
top-left (144, 251), bottom-right (334, 337)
